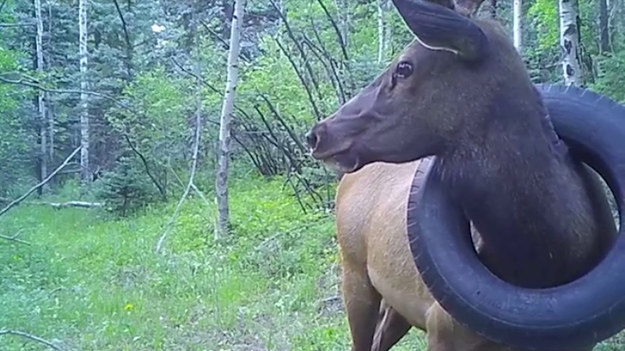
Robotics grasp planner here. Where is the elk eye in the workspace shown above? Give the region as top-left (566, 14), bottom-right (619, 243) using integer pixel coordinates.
top-left (394, 61), bottom-right (413, 79)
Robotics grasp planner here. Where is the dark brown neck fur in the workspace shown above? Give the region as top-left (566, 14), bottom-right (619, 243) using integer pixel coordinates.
top-left (439, 85), bottom-right (615, 288)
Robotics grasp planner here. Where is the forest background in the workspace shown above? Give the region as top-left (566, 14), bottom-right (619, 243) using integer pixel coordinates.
top-left (1, 0), bottom-right (625, 349)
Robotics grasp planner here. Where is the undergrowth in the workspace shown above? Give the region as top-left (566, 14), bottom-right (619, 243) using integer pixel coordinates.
top-left (0, 174), bottom-right (427, 350)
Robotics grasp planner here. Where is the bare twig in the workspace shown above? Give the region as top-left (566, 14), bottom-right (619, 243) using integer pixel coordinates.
top-left (314, 0), bottom-right (349, 61)
top-left (47, 201), bottom-right (103, 209)
top-left (198, 20), bottom-right (252, 63)
top-left (260, 94), bottom-right (307, 153)
top-left (0, 230), bottom-right (30, 245)
top-left (155, 62), bottom-right (204, 254)
top-left (274, 37), bottom-right (322, 120)
top-left (167, 164), bottom-right (212, 211)
top-left (123, 133), bottom-right (167, 200)
top-left (112, 0), bottom-right (133, 78)
top-left (0, 329), bottom-right (64, 350)
top-left (0, 74), bottom-right (152, 121)
top-left (0, 0), bottom-right (8, 14)
top-left (302, 33), bottom-right (346, 103)
top-left (268, 0), bottom-right (325, 103)
top-left (0, 147), bottom-right (81, 218)
top-left (169, 57), bottom-right (240, 124)
top-left (0, 22), bottom-right (35, 27)
top-left (0, 75), bottom-right (118, 102)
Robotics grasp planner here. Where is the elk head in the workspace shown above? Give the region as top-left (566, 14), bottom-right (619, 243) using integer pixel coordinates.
top-left (304, 0), bottom-right (533, 173)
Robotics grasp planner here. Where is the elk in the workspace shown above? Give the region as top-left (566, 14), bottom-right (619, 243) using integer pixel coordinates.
top-left (305, 0), bottom-right (625, 350)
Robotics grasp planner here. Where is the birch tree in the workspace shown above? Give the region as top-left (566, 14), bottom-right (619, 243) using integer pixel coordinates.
top-left (34, 0), bottom-right (47, 189)
top-left (559, 0), bottom-right (583, 86)
top-left (216, 0), bottom-right (246, 238)
top-left (599, 0), bottom-right (610, 53)
top-left (377, 0), bottom-right (386, 63)
top-left (79, 0), bottom-right (89, 182)
top-left (513, 0), bottom-right (522, 50)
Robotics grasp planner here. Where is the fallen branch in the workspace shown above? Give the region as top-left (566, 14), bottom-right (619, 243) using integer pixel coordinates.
top-left (0, 231), bottom-right (30, 245)
top-left (0, 75), bottom-right (119, 102)
top-left (0, 198), bottom-right (101, 209)
top-left (0, 329), bottom-right (65, 350)
top-left (0, 146), bottom-right (81, 218)
top-left (123, 133), bottom-right (167, 201)
top-left (48, 201), bottom-right (103, 209)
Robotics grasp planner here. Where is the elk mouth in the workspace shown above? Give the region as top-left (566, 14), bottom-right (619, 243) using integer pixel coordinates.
top-left (306, 127), bottom-right (363, 173)
top-left (311, 147), bottom-right (362, 173)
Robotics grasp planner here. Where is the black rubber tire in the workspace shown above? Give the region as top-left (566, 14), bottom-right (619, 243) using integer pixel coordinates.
top-left (406, 83), bottom-right (625, 350)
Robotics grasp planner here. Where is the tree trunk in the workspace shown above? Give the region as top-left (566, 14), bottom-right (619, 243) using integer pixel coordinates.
top-left (34, 0), bottom-right (47, 191)
top-left (559, 0), bottom-right (583, 86)
top-left (377, 0), bottom-right (384, 63)
top-left (47, 0), bottom-right (54, 163)
top-left (610, 0), bottom-right (623, 50)
top-left (216, 0), bottom-right (245, 238)
top-left (513, 0), bottom-right (522, 51)
top-left (79, 0), bottom-right (90, 183)
top-left (599, 0), bottom-right (610, 53)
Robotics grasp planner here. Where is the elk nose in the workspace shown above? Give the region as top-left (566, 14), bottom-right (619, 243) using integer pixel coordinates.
top-left (305, 129), bottom-right (318, 150)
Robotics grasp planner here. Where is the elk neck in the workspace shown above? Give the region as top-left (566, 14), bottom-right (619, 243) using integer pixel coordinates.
top-left (437, 86), bottom-right (610, 288)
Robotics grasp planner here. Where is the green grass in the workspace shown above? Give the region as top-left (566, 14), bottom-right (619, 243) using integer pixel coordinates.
top-left (0, 175), bottom-right (427, 350)
top-left (2, 173), bottom-right (622, 350)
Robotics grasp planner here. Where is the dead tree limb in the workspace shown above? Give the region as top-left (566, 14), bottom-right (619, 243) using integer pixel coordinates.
top-left (123, 133), bottom-right (168, 200)
top-left (112, 0), bottom-right (133, 78)
top-left (314, 0), bottom-right (349, 61)
top-left (268, 0), bottom-right (325, 103)
top-left (170, 57), bottom-right (248, 123)
top-left (274, 37), bottom-right (322, 120)
top-left (0, 329), bottom-right (64, 350)
top-left (309, 19), bottom-right (355, 95)
top-left (260, 94), bottom-right (308, 153)
top-left (0, 231), bottom-right (30, 245)
top-left (302, 34), bottom-right (346, 103)
top-left (0, 146), bottom-right (81, 218)
top-left (48, 201), bottom-right (103, 209)
top-left (155, 64), bottom-right (204, 254)
top-left (0, 75), bottom-right (119, 103)
top-left (198, 20), bottom-right (252, 63)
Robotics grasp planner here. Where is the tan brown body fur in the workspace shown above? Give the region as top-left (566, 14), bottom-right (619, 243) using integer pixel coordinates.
top-left (336, 159), bottom-right (603, 351)
top-left (305, 1), bottom-right (619, 349)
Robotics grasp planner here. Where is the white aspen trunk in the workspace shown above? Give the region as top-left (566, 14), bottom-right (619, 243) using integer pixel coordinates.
top-left (559, 0), bottom-right (583, 86)
top-left (616, 0), bottom-right (625, 46)
top-left (513, 0), bottom-right (522, 51)
top-left (79, 0), bottom-right (89, 183)
top-left (376, 0), bottom-right (391, 63)
top-left (599, 0), bottom-right (609, 52)
top-left (46, 0), bottom-right (53, 161)
top-left (216, 0), bottom-right (245, 238)
top-left (377, 0), bottom-right (385, 63)
top-left (35, 0), bottom-right (47, 189)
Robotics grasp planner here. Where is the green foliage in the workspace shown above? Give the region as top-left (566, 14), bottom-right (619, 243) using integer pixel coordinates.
top-left (0, 46), bottom-right (34, 195)
top-left (591, 51), bottom-right (625, 102)
top-left (528, 0), bottom-right (559, 51)
top-left (0, 174), bottom-right (428, 350)
top-left (2, 0), bottom-right (625, 349)
top-left (93, 154), bottom-right (162, 216)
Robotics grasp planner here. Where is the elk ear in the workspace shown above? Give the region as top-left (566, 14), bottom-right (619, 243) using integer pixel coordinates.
top-left (391, 0), bottom-right (488, 61)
